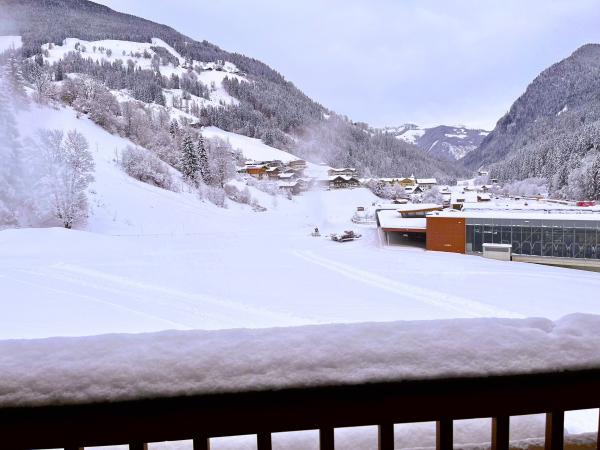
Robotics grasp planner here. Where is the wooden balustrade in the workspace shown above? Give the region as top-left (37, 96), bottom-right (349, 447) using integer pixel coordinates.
top-left (0, 369), bottom-right (599, 450)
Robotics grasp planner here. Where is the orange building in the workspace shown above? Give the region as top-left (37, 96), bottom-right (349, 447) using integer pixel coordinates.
top-left (425, 216), bottom-right (466, 253)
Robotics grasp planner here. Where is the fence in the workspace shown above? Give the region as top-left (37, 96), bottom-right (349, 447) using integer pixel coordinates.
top-left (1, 369), bottom-right (599, 450)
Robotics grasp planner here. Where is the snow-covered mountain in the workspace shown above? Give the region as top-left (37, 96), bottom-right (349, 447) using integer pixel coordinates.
top-left (0, 0), bottom-right (468, 180)
top-left (460, 44), bottom-right (600, 200)
top-left (384, 124), bottom-right (489, 161)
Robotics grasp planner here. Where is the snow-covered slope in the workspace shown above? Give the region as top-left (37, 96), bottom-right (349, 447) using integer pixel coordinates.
top-left (42, 37), bottom-right (246, 108)
top-left (13, 102), bottom-right (234, 234)
top-left (385, 124), bottom-right (489, 160)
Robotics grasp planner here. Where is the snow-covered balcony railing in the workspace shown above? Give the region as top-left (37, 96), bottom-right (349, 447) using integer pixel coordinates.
top-left (1, 315), bottom-right (600, 450)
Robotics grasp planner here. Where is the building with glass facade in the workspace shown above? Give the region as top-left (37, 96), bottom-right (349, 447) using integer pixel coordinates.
top-left (426, 212), bottom-right (600, 261)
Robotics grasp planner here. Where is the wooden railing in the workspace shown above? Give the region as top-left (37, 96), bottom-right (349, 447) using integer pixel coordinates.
top-left (0, 369), bottom-right (599, 450)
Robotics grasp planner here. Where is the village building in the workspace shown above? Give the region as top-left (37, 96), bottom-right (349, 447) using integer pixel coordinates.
top-left (416, 178), bottom-right (438, 190)
top-left (378, 208), bottom-right (600, 270)
top-left (329, 175), bottom-right (360, 189)
top-left (241, 163), bottom-right (267, 179)
top-left (265, 167), bottom-right (281, 179)
top-left (289, 160), bottom-right (307, 170)
top-left (404, 185), bottom-right (423, 195)
top-left (328, 168), bottom-right (357, 177)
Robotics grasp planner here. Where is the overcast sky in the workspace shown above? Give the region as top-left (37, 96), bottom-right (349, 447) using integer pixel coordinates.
top-left (96, 0), bottom-right (600, 130)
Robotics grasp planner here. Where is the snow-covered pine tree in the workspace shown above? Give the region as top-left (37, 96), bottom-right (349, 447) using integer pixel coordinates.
top-left (198, 135), bottom-right (209, 184)
top-left (169, 119), bottom-right (179, 137)
top-left (180, 134), bottom-right (200, 184)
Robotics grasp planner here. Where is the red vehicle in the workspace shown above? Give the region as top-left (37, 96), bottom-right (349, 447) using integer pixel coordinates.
top-left (576, 201), bottom-right (596, 207)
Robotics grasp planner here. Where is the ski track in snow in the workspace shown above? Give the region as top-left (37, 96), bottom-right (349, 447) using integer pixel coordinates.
top-left (38, 263), bottom-right (310, 328)
top-left (292, 250), bottom-right (524, 319)
top-left (7, 274), bottom-right (189, 329)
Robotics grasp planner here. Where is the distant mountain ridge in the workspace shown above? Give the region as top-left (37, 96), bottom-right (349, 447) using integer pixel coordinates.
top-left (383, 124), bottom-right (488, 161)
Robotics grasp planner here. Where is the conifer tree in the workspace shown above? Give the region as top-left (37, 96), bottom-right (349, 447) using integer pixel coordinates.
top-left (198, 134), bottom-right (209, 184)
top-left (180, 134), bottom-right (199, 183)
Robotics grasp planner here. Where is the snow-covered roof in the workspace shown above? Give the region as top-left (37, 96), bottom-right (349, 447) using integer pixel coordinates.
top-left (394, 203), bottom-right (442, 213)
top-left (278, 172), bottom-right (294, 179)
top-left (417, 178), bottom-right (437, 184)
top-left (328, 175), bottom-right (359, 181)
top-left (428, 210), bottom-right (600, 222)
top-left (378, 210), bottom-right (427, 230)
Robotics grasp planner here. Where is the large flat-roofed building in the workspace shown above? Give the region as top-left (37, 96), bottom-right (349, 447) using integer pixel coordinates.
top-left (426, 211), bottom-right (600, 268)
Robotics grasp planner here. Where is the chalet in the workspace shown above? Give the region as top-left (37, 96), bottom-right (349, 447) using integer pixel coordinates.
top-left (241, 163), bottom-right (267, 179)
top-left (478, 170), bottom-right (489, 177)
top-left (398, 176), bottom-right (417, 187)
top-left (328, 168), bottom-right (357, 177)
top-left (265, 167), bottom-right (281, 179)
top-left (416, 178), bottom-right (438, 190)
top-left (278, 172), bottom-right (296, 181)
top-left (477, 193), bottom-right (492, 202)
top-left (329, 175), bottom-right (360, 189)
top-left (279, 178), bottom-right (311, 195)
top-left (404, 185), bottom-right (423, 195)
top-left (289, 160), bottom-right (307, 170)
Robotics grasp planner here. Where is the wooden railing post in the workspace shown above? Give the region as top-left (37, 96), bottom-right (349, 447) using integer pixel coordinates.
top-left (544, 411), bottom-right (564, 450)
top-left (257, 432), bottom-right (272, 450)
top-left (320, 427), bottom-right (334, 450)
top-left (378, 423), bottom-right (394, 450)
top-left (193, 436), bottom-right (211, 450)
top-left (64, 447), bottom-right (83, 450)
top-left (492, 416), bottom-right (509, 450)
top-left (129, 444), bottom-right (148, 450)
top-left (436, 420), bottom-right (453, 450)
top-left (597, 411), bottom-right (600, 450)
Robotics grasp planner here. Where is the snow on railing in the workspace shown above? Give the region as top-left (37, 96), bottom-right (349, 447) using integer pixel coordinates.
top-left (1, 315), bottom-right (600, 449)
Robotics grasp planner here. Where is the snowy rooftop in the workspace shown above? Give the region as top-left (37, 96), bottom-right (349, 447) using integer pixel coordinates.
top-left (377, 210), bottom-right (427, 230)
top-left (393, 203), bottom-right (442, 212)
top-left (429, 210), bottom-right (600, 222)
top-left (1, 314), bottom-right (599, 408)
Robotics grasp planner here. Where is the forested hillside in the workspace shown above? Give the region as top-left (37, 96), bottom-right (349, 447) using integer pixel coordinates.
top-left (0, 0), bottom-right (467, 181)
top-left (463, 44), bottom-right (600, 199)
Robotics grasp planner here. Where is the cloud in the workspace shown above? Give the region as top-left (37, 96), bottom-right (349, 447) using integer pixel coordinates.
top-left (96, 0), bottom-right (600, 129)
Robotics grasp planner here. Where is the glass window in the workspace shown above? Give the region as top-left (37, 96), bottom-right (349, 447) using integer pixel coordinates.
top-left (512, 226), bottom-right (522, 254)
top-left (542, 227), bottom-right (553, 257)
top-left (564, 227), bottom-right (574, 258)
top-left (483, 225), bottom-right (494, 244)
top-left (473, 225), bottom-right (483, 253)
top-left (552, 227), bottom-right (564, 258)
top-left (492, 225), bottom-right (502, 244)
top-left (532, 226), bottom-right (542, 256)
top-left (574, 228), bottom-right (586, 259)
top-left (501, 226), bottom-right (512, 245)
top-left (584, 228), bottom-right (596, 259)
top-left (521, 226), bottom-right (532, 255)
